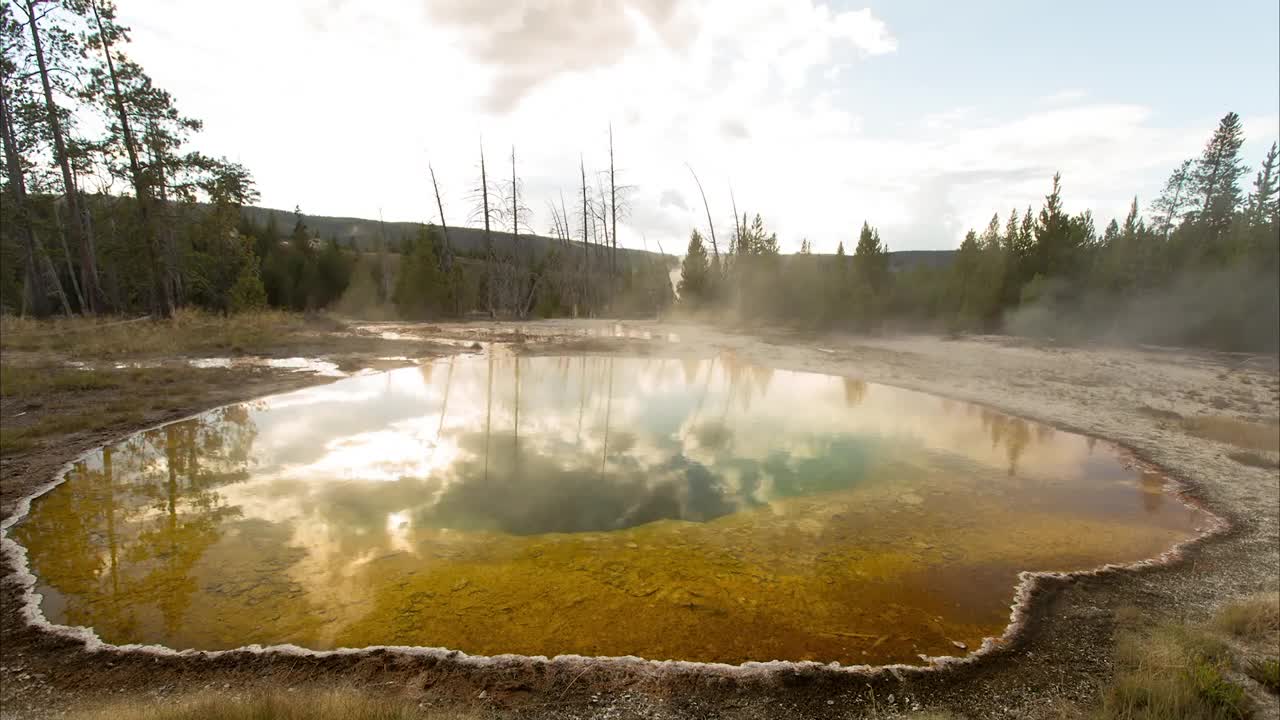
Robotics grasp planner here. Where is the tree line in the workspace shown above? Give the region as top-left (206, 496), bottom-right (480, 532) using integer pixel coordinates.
top-left (677, 112), bottom-right (1279, 352)
top-left (1, 1), bottom-right (673, 321)
top-left (1, 0), bottom-right (262, 317)
top-left (5, 1), bottom-right (1273, 350)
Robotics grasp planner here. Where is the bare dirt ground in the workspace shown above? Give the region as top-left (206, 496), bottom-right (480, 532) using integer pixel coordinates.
top-left (1, 318), bottom-right (1277, 719)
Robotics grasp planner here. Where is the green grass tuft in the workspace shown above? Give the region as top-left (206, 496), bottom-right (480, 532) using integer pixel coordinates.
top-left (1191, 661), bottom-right (1249, 719)
top-left (1102, 624), bottom-right (1250, 720)
top-left (1244, 658), bottom-right (1280, 694)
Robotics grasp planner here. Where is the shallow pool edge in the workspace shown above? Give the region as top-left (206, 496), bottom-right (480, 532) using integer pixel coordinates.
top-left (0, 386), bottom-right (1232, 681)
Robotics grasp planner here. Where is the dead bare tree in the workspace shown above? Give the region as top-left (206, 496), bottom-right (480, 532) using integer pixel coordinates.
top-left (498, 145), bottom-right (538, 316)
top-left (467, 138), bottom-right (499, 316)
top-left (730, 183), bottom-right (743, 257)
top-left (609, 124), bottom-right (618, 277)
top-left (481, 142), bottom-right (493, 315)
top-left (686, 163), bottom-right (720, 264)
top-left (580, 155), bottom-right (589, 316)
top-left (428, 163), bottom-right (453, 270)
top-left (547, 200), bottom-right (567, 243)
top-left (376, 209), bottom-right (391, 304)
top-left (560, 191), bottom-right (571, 249)
top-left (594, 173), bottom-right (610, 258)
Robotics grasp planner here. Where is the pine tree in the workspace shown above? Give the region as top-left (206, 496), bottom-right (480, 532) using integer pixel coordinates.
top-left (1103, 219), bottom-right (1120, 245)
top-left (677, 230), bottom-right (710, 307)
top-left (1191, 112), bottom-right (1247, 243)
top-left (228, 260), bottom-right (267, 312)
top-left (980, 213), bottom-right (1001, 251)
top-left (1150, 159), bottom-right (1193, 240)
top-left (853, 221), bottom-right (889, 290)
top-left (1031, 173), bottom-right (1086, 278)
top-left (393, 226), bottom-right (446, 318)
top-left (1246, 141), bottom-right (1278, 228)
top-left (1243, 141), bottom-right (1280, 269)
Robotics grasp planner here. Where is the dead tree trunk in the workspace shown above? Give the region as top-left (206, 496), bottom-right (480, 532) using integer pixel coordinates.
top-left (730, 184), bottom-right (742, 255)
top-left (428, 163), bottom-right (453, 269)
top-left (480, 140), bottom-right (494, 317)
top-left (428, 163), bottom-right (457, 315)
top-left (609, 124), bottom-right (618, 278)
top-left (511, 145), bottom-right (524, 316)
top-left (580, 156), bottom-right (589, 316)
top-left (687, 164), bottom-right (720, 263)
top-left (510, 146), bottom-right (519, 256)
top-left (25, 0), bottom-right (100, 313)
top-left (51, 206), bottom-right (86, 310)
top-left (559, 191), bottom-right (571, 249)
top-left (377, 210), bottom-right (391, 304)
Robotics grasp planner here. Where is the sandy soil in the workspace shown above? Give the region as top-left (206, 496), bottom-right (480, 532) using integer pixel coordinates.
top-left (1, 319), bottom-right (1277, 719)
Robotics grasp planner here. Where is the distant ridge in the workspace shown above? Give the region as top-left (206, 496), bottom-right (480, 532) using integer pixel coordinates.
top-left (240, 206), bottom-right (954, 271)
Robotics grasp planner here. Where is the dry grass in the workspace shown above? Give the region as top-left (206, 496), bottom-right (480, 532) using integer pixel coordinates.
top-left (0, 309), bottom-right (319, 359)
top-left (1101, 624), bottom-right (1248, 719)
top-left (1113, 606), bottom-right (1150, 630)
top-left (1181, 415), bottom-right (1280, 453)
top-left (0, 365), bottom-right (220, 458)
top-left (1244, 658), bottom-right (1280, 694)
top-left (1, 364), bottom-right (136, 398)
top-left (1098, 596), bottom-right (1280, 719)
top-left (1137, 404), bottom-right (1184, 422)
top-left (1214, 593), bottom-right (1280, 643)
top-left (1227, 451), bottom-right (1280, 470)
top-left (67, 688), bottom-right (479, 720)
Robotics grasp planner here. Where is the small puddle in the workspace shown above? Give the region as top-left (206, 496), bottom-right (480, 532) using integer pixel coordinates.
top-left (188, 357), bottom-right (345, 377)
top-left (11, 354), bottom-right (1210, 665)
top-left (64, 357), bottom-right (346, 377)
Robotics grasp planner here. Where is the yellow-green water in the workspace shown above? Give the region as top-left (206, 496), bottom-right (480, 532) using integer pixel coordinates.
top-left (13, 354), bottom-right (1208, 665)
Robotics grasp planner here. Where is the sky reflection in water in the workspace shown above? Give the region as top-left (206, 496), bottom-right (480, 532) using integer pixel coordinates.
top-left (14, 354), bottom-right (1208, 664)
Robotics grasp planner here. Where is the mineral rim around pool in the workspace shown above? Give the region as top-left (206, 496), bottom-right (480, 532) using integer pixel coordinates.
top-left (12, 353), bottom-right (1210, 665)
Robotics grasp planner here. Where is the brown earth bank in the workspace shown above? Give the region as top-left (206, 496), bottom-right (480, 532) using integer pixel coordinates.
top-left (1, 317), bottom-right (1277, 719)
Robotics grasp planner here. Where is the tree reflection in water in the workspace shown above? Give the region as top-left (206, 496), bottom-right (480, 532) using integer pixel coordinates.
top-left (13, 356), bottom-right (1209, 663)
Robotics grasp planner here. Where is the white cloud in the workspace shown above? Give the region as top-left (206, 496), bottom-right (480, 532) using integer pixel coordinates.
top-left (113, 0), bottom-right (1274, 256)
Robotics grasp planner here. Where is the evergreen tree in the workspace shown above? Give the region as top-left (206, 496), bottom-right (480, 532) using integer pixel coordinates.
top-left (315, 239), bottom-right (354, 307)
top-left (1246, 141), bottom-right (1279, 228)
top-left (1150, 159), bottom-right (1193, 240)
top-left (853, 221), bottom-right (889, 291)
top-left (849, 222), bottom-right (889, 330)
top-left (677, 230), bottom-right (710, 307)
top-left (393, 225), bottom-right (447, 318)
top-left (1191, 111), bottom-right (1247, 244)
top-left (1243, 141), bottom-right (1280, 269)
top-left (228, 259), bottom-right (267, 312)
top-left (1031, 173), bottom-right (1087, 279)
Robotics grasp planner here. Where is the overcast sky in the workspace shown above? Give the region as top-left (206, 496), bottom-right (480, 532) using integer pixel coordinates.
top-left (117, 0), bottom-right (1279, 253)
